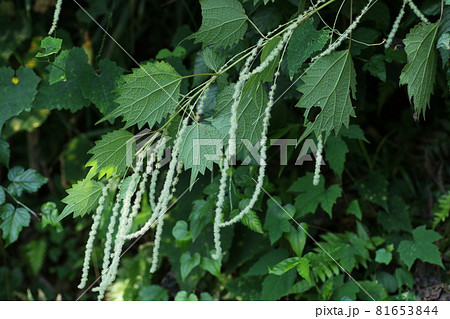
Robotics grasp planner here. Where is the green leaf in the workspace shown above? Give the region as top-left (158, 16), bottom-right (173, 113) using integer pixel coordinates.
top-left (0, 187), bottom-right (4, 205)
top-left (58, 179), bottom-right (104, 221)
top-left (179, 123), bottom-right (221, 186)
top-left (189, 198), bottom-right (214, 241)
top-left (7, 166), bottom-right (48, 197)
top-left (332, 234), bottom-right (369, 272)
top-left (375, 248), bottom-right (392, 265)
top-left (200, 256), bottom-right (221, 277)
top-left (363, 54), bottom-right (386, 82)
top-left (296, 258), bottom-right (311, 285)
top-left (296, 50), bottom-right (356, 139)
top-left (287, 18), bottom-right (329, 78)
top-left (0, 138), bottom-right (10, 167)
top-left (358, 281), bottom-right (387, 301)
top-left (339, 124), bottom-right (368, 142)
top-left (376, 271), bottom-right (397, 294)
top-left (325, 135), bottom-right (348, 179)
top-left (284, 223), bottom-right (308, 257)
top-left (80, 59), bottom-right (124, 117)
top-left (190, 0), bottom-right (248, 48)
top-left (399, 23), bottom-right (439, 118)
top-left (394, 268), bottom-right (413, 289)
top-left (202, 47), bottom-right (226, 72)
top-left (0, 66), bottom-right (40, 135)
top-left (174, 291), bottom-right (198, 301)
top-left (356, 172), bottom-right (388, 211)
top-left (40, 202), bottom-right (62, 231)
top-left (180, 252), bottom-right (201, 281)
top-left (288, 172), bottom-right (342, 218)
top-left (260, 36), bottom-right (282, 82)
top-left (138, 285), bottom-right (169, 301)
top-left (398, 225), bottom-right (443, 269)
top-left (24, 239), bottom-right (47, 275)
top-left (346, 200), bottom-right (362, 220)
top-left (86, 130), bottom-right (135, 180)
top-left (33, 48), bottom-right (93, 112)
top-left (106, 61), bottom-right (182, 129)
top-left (244, 248), bottom-right (288, 276)
top-left (269, 257), bottom-right (303, 275)
top-left (377, 197), bottom-right (412, 232)
top-left (0, 204), bottom-right (30, 246)
top-left (231, 205), bottom-right (264, 234)
top-left (210, 78), bottom-right (268, 159)
top-left (35, 36), bottom-right (62, 57)
top-left (172, 220), bottom-right (192, 250)
top-left (261, 270), bottom-right (296, 300)
top-left (263, 198), bottom-right (292, 244)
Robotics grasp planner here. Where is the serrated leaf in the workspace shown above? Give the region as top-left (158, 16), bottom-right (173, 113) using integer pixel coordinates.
top-left (190, 0), bottom-right (248, 48)
top-left (399, 23), bottom-right (439, 118)
top-left (239, 210), bottom-right (264, 234)
top-left (398, 225), bottom-right (443, 269)
top-left (0, 66), bottom-right (40, 135)
top-left (33, 48), bottom-right (93, 112)
top-left (0, 138), bottom-right (10, 167)
top-left (86, 130), bottom-right (135, 180)
top-left (0, 204), bottom-right (30, 246)
top-left (105, 61), bottom-right (182, 129)
top-left (263, 198), bottom-right (292, 244)
top-left (25, 239), bottom-right (47, 275)
top-left (325, 135), bottom-right (348, 179)
top-left (7, 166), bottom-right (48, 197)
top-left (339, 124), bottom-right (368, 142)
top-left (210, 77), bottom-right (268, 159)
top-left (81, 59), bottom-right (124, 117)
top-left (202, 47), bottom-right (226, 72)
top-left (35, 36), bottom-right (62, 57)
top-left (59, 179), bottom-right (104, 221)
top-left (179, 123), bottom-right (221, 186)
top-left (287, 18), bottom-right (329, 78)
top-left (40, 202), bottom-right (62, 231)
top-left (288, 172), bottom-right (342, 218)
top-left (296, 50), bottom-right (356, 139)
top-left (260, 36), bottom-right (282, 82)
top-left (180, 252), bottom-right (201, 281)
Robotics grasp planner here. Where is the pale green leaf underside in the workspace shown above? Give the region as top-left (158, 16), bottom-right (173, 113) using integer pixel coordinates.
top-left (297, 50), bottom-right (356, 139)
top-left (108, 61), bottom-right (182, 129)
top-left (59, 179), bottom-right (104, 221)
top-left (210, 78), bottom-right (268, 158)
top-left (190, 0), bottom-right (248, 48)
top-left (86, 130), bottom-right (135, 180)
top-left (179, 123), bottom-right (221, 186)
top-left (400, 22), bottom-right (439, 118)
